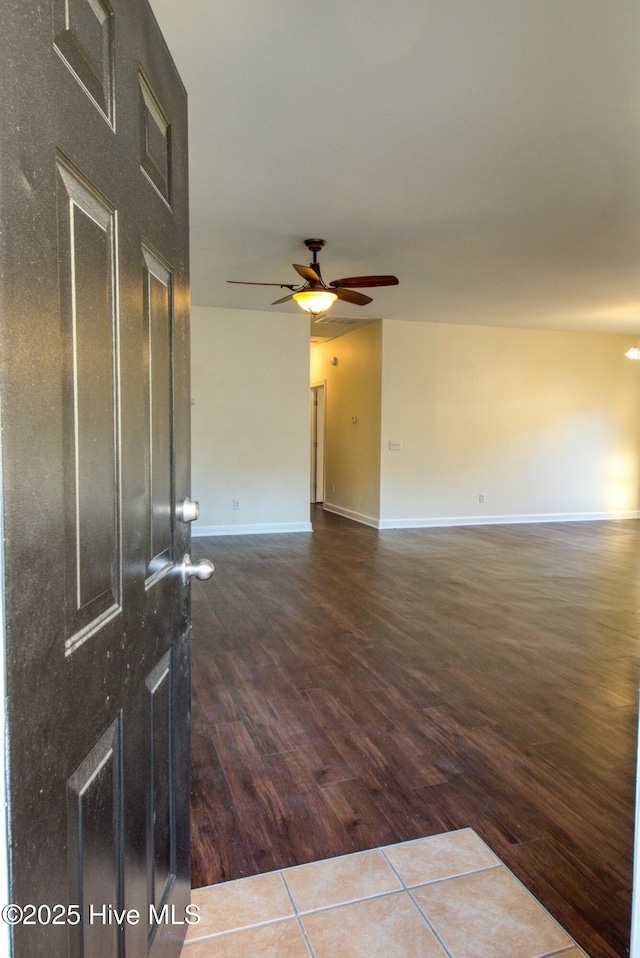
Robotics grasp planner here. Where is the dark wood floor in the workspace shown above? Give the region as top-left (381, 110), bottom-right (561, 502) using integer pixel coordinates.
top-left (190, 508), bottom-right (640, 958)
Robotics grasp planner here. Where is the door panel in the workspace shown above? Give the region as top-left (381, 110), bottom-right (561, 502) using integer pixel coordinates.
top-left (146, 650), bottom-right (176, 917)
top-left (143, 247), bottom-right (174, 585)
top-left (139, 74), bottom-right (173, 204)
top-left (57, 157), bottom-right (122, 649)
top-left (53, 0), bottom-right (115, 126)
top-left (0, 2), bottom-right (193, 956)
top-left (67, 717), bottom-right (124, 958)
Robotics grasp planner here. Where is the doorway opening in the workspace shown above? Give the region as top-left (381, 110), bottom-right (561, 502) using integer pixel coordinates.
top-left (310, 383), bottom-right (326, 504)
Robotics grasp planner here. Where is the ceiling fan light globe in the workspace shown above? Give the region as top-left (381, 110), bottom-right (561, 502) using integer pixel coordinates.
top-left (293, 289), bottom-right (338, 316)
top-left (625, 345), bottom-right (640, 359)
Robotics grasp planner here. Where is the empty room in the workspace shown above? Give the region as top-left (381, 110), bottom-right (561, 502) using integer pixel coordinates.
top-left (1, 3), bottom-right (638, 958)
top-left (149, 3), bottom-right (640, 957)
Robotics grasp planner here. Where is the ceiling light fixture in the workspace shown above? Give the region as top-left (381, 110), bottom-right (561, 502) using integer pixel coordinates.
top-left (292, 288), bottom-right (338, 316)
top-left (625, 342), bottom-right (640, 359)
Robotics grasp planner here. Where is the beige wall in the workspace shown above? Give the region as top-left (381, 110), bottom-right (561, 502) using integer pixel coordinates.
top-left (310, 322), bottom-right (383, 525)
top-left (190, 309), bottom-right (640, 535)
top-left (380, 321), bottom-right (640, 525)
top-left (191, 305), bottom-right (311, 534)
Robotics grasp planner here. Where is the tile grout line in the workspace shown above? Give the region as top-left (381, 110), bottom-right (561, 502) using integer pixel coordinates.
top-left (183, 913), bottom-right (293, 945)
top-left (285, 886), bottom-right (415, 918)
top-left (380, 847), bottom-right (456, 958)
top-left (542, 949), bottom-right (589, 957)
top-left (279, 869), bottom-right (319, 958)
top-left (400, 863), bottom-right (504, 890)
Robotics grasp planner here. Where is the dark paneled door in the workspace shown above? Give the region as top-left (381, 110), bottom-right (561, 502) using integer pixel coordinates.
top-left (0, 2), bottom-right (205, 956)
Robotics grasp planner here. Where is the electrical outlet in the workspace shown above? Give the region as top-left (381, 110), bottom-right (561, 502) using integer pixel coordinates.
top-left (389, 440), bottom-right (402, 451)
top-left (331, 483), bottom-right (336, 493)
top-left (233, 498), bottom-right (241, 510)
top-left (479, 493), bottom-right (485, 504)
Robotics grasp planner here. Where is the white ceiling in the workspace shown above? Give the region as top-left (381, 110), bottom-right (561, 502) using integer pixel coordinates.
top-left (148, 0), bottom-right (640, 334)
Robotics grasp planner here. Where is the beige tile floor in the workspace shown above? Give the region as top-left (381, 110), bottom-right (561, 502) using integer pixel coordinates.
top-left (181, 828), bottom-right (589, 958)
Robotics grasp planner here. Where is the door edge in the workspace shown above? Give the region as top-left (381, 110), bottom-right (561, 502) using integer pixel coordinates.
top-left (0, 402), bottom-right (13, 956)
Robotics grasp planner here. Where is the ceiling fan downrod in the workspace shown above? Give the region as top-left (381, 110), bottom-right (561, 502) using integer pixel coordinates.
top-left (304, 238), bottom-right (326, 276)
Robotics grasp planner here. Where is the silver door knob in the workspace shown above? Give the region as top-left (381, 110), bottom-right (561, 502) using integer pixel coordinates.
top-left (179, 497), bottom-right (200, 522)
top-left (180, 553), bottom-right (214, 582)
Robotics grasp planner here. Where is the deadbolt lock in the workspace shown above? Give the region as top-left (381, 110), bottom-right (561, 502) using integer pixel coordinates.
top-left (179, 497), bottom-right (200, 523)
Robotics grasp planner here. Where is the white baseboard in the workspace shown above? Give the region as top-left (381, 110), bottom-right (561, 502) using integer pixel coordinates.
top-left (323, 505), bottom-right (639, 531)
top-left (321, 503), bottom-right (380, 528)
top-left (192, 521), bottom-right (312, 537)
top-left (378, 510), bottom-right (639, 529)
top-left (194, 510), bottom-right (639, 536)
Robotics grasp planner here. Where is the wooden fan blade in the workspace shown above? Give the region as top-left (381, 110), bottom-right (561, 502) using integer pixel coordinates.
top-left (330, 275), bottom-right (399, 288)
top-left (228, 281), bottom-right (296, 288)
top-left (293, 264), bottom-right (321, 283)
top-left (334, 288), bottom-right (373, 306)
top-left (271, 293), bottom-right (295, 305)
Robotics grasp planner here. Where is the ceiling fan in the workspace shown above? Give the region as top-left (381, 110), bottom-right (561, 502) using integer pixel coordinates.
top-left (228, 239), bottom-right (399, 316)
